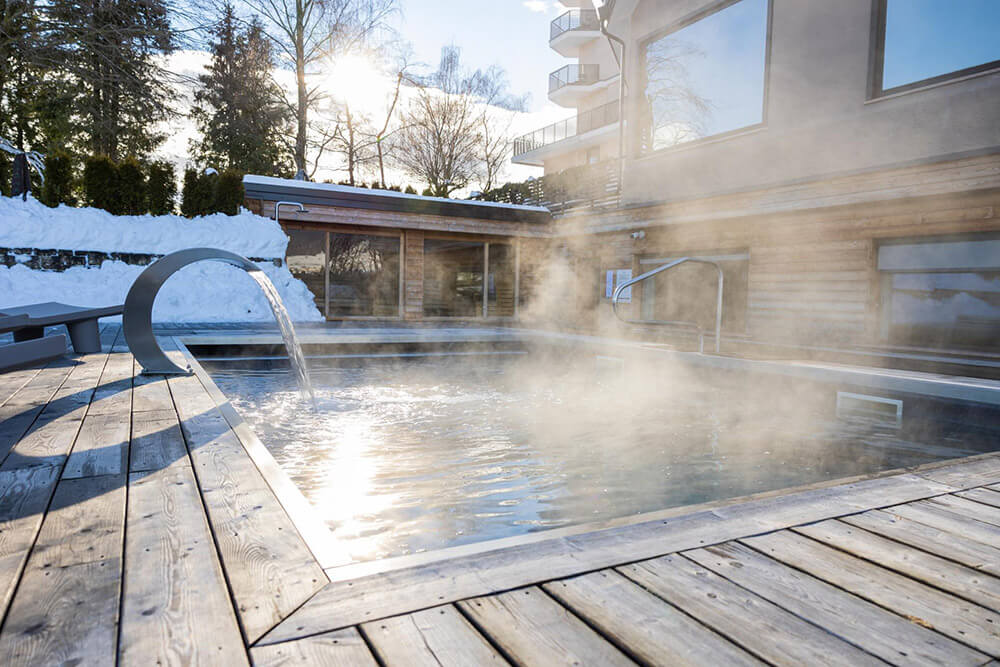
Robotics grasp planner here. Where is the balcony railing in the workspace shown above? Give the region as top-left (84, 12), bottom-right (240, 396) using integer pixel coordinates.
top-left (475, 159), bottom-right (621, 215)
top-left (549, 64), bottom-right (600, 94)
top-left (550, 9), bottom-right (600, 41)
top-left (513, 100), bottom-right (620, 157)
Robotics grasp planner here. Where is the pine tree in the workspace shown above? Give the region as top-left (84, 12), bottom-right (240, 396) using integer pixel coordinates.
top-left (0, 0), bottom-right (43, 151)
top-left (42, 0), bottom-right (174, 160)
top-left (191, 5), bottom-right (292, 176)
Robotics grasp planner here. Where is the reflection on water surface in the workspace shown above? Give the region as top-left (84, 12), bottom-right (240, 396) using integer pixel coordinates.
top-left (207, 352), bottom-right (988, 563)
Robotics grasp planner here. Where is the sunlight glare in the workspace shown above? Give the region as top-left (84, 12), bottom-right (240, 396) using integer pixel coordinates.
top-left (324, 53), bottom-right (392, 115)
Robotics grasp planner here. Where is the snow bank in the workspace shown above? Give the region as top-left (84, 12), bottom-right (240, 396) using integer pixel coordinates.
top-left (0, 196), bottom-right (288, 257)
top-left (0, 196), bottom-right (323, 323)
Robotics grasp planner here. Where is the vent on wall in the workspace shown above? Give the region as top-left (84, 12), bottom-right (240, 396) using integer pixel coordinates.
top-left (836, 392), bottom-right (903, 428)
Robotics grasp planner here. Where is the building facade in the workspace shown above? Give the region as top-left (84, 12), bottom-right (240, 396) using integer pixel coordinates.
top-left (535, 0), bottom-right (1000, 353)
top-left (512, 1), bottom-right (623, 173)
top-left (243, 176), bottom-right (551, 321)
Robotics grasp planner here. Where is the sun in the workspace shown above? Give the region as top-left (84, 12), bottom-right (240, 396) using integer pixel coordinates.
top-left (324, 53), bottom-right (391, 115)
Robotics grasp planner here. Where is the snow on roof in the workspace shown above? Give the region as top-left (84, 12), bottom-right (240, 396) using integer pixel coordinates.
top-left (242, 174), bottom-right (550, 215)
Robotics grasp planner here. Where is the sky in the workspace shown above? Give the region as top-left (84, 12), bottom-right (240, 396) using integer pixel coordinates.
top-left (389, 1), bottom-right (572, 114)
top-left (159, 1), bottom-right (577, 191)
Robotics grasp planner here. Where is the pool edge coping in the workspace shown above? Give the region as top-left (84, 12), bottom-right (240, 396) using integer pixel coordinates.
top-left (173, 329), bottom-right (1000, 584)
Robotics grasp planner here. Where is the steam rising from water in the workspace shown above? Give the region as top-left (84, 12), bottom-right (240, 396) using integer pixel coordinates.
top-left (208, 347), bottom-right (990, 564)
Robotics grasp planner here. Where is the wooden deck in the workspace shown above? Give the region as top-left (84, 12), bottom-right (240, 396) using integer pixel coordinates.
top-left (1, 326), bottom-right (999, 665)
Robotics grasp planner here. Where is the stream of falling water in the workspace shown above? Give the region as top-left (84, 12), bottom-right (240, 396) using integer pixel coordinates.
top-left (247, 269), bottom-right (314, 401)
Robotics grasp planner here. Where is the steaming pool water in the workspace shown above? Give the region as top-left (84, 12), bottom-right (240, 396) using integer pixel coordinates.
top-left (201, 346), bottom-right (998, 564)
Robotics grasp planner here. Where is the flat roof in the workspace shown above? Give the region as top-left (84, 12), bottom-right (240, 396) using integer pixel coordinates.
top-left (243, 175), bottom-right (552, 224)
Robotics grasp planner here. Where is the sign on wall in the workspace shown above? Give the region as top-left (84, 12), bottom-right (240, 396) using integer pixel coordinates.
top-left (604, 269), bottom-right (633, 302)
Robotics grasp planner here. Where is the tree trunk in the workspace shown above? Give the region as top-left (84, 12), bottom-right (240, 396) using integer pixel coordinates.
top-left (294, 24), bottom-right (307, 174)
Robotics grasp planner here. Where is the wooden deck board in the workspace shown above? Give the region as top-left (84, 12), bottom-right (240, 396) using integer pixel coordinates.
top-left (543, 569), bottom-right (763, 666)
top-left (743, 530), bottom-right (1000, 655)
top-left (118, 465), bottom-right (248, 666)
top-left (684, 540), bottom-right (988, 665)
top-left (362, 605), bottom-right (507, 666)
top-left (842, 508), bottom-right (1000, 576)
top-left (617, 554), bottom-right (882, 666)
top-left (956, 487), bottom-right (1000, 509)
top-left (0, 474), bottom-right (126, 666)
top-left (168, 372), bottom-right (328, 645)
top-left (0, 324), bottom-right (999, 665)
top-left (795, 518), bottom-right (1000, 611)
top-left (458, 587), bottom-right (635, 666)
top-left (251, 628), bottom-right (378, 666)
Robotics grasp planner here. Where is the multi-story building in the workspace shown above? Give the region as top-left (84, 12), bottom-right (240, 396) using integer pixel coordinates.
top-left (512, 2), bottom-right (623, 173)
top-left (517, 0), bottom-right (1000, 359)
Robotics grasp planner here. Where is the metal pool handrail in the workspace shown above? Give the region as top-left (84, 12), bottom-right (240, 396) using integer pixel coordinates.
top-left (612, 257), bottom-right (724, 354)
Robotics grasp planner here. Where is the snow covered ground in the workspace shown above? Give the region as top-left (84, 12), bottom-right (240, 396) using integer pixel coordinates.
top-left (0, 197), bottom-right (323, 323)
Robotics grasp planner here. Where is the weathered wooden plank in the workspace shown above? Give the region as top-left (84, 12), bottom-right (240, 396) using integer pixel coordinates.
top-left (62, 412), bottom-right (130, 479)
top-left (617, 554), bottom-right (878, 666)
top-left (743, 530), bottom-right (1000, 655)
top-left (129, 413), bottom-right (187, 473)
top-left (924, 494), bottom-right (1000, 527)
top-left (118, 466), bottom-right (247, 666)
top-left (458, 588), bottom-right (633, 666)
top-left (0, 366), bottom-right (44, 406)
top-left (956, 488), bottom-right (1000, 509)
top-left (0, 364), bottom-right (77, 461)
top-left (131, 370), bottom-right (174, 413)
top-left (168, 372), bottom-right (326, 644)
top-left (842, 509), bottom-right (1000, 576)
top-left (685, 541), bottom-right (988, 666)
top-left (543, 570), bottom-right (762, 666)
top-left (917, 456), bottom-right (1000, 490)
top-left (1, 349), bottom-right (111, 471)
top-left (250, 628), bottom-right (378, 666)
top-left (89, 353), bottom-right (133, 415)
top-left (0, 409), bottom-right (87, 471)
top-left (885, 502), bottom-right (1000, 548)
top-left (0, 474), bottom-right (126, 666)
top-left (362, 605), bottom-right (507, 666)
top-left (795, 519), bottom-right (1000, 611)
top-left (0, 466), bottom-right (61, 620)
top-left (261, 471), bottom-right (957, 643)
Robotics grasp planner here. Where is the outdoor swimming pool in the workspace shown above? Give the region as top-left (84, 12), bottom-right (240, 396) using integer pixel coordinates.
top-left (201, 345), bottom-right (998, 564)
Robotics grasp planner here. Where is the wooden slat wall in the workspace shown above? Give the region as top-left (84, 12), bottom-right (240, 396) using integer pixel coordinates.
top-left (403, 230), bottom-right (424, 319)
top-left (573, 187), bottom-right (1000, 347)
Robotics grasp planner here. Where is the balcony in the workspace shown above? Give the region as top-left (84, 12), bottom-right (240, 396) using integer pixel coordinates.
top-left (548, 64), bottom-right (617, 106)
top-left (550, 9), bottom-right (601, 56)
top-left (512, 100), bottom-right (620, 166)
top-left (475, 159), bottom-right (622, 216)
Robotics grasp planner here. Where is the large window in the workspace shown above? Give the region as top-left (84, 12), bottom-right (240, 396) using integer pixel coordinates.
top-left (639, 0), bottom-right (769, 154)
top-left (423, 240), bottom-right (485, 317)
top-left (878, 237), bottom-right (1000, 350)
top-left (285, 229), bottom-right (327, 314)
top-left (327, 233), bottom-right (400, 317)
top-left (285, 229), bottom-right (401, 318)
top-left (874, 1), bottom-right (1000, 96)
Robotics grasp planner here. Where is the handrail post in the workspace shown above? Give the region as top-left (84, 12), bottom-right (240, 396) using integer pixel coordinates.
top-left (612, 257), bottom-right (724, 354)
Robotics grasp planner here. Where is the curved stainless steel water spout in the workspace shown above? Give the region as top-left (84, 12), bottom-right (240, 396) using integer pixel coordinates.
top-left (123, 248), bottom-right (313, 398)
top-left (612, 257), bottom-right (724, 354)
top-left (274, 201), bottom-right (308, 225)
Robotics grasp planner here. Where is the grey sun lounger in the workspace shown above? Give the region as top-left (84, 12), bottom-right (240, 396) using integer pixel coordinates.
top-left (0, 314), bottom-right (68, 372)
top-left (0, 302), bottom-right (123, 354)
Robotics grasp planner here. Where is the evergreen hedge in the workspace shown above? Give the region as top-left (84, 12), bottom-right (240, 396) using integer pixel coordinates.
top-left (181, 169), bottom-right (219, 217)
top-left (0, 153), bottom-right (10, 197)
top-left (116, 157), bottom-right (147, 215)
top-left (83, 155), bottom-right (120, 213)
top-left (214, 170), bottom-right (244, 215)
top-left (40, 150), bottom-right (76, 207)
top-left (147, 161), bottom-right (176, 215)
